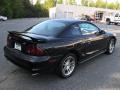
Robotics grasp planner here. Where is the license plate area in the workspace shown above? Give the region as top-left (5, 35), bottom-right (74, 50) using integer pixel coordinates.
top-left (14, 43), bottom-right (21, 51)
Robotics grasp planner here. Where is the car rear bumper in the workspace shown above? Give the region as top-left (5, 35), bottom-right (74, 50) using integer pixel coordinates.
top-left (4, 46), bottom-right (62, 72)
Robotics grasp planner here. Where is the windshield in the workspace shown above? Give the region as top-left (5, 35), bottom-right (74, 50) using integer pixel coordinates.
top-left (27, 20), bottom-right (67, 37)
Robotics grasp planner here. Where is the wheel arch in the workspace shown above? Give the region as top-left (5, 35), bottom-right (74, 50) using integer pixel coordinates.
top-left (110, 36), bottom-right (117, 44)
top-left (106, 18), bottom-right (110, 22)
top-left (105, 36), bottom-right (116, 54)
top-left (106, 36), bottom-right (117, 48)
top-left (69, 49), bottom-right (80, 63)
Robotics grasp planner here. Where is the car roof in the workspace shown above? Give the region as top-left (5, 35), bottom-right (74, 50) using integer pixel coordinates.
top-left (49, 19), bottom-right (86, 24)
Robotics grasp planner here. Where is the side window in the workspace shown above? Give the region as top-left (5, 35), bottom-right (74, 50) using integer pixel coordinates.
top-left (115, 13), bottom-right (119, 17)
top-left (79, 23), bottom-right (99, 35)
top-left (62, 24), bottom-right (81, 37)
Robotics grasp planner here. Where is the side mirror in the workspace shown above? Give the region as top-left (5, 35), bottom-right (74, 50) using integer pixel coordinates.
top-left (95, 30), bottom-right (105, 35)
top-left (99, 30), bottom-right (106, 34)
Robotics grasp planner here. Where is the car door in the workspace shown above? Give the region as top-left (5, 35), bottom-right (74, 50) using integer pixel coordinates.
top-left (60, 24), bottom-right (88, 58)
top-left (114, 13), bottom-right (119, 21)
top-left (118, 14), bottom-right (120, 21)
top-left (78, 22), bottom-right (107, 56)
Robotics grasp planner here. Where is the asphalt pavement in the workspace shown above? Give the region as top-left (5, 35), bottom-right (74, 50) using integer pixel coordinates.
top-left (0, 18), bottom-right (120, 90)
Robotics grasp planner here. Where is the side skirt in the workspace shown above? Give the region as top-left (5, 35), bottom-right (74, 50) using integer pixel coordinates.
top-left (79, 50), bottom-right (106, 64)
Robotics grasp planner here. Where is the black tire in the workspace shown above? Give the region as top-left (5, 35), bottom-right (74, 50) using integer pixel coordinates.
top-left (106, 19), bottom-right (111, 25)
top-left (57, 53), bottom-right (77, 78)
top-left (0, 19), bottom-right (4, 21)
top-left (105, 39), bottom-right (115, 54)
top-left (115, 23), bottom-right (118, 25)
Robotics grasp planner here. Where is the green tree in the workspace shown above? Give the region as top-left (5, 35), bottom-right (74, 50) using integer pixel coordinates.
top-left (68, 0), bottom-right (75, 5)
top-left (34, 0), bottom-right (44, 17)
top-left (116, 3), bottom-right (120, 10)
top-left (44, 0), bottom-right (55, 9)
top-left (57, 0), bottom-right (63, 4)
top-left (107, 3), bottom-right (116, 9)
top-left (89, 0), bottom-right (96, 7)
top-left (81, 0), bottom-right (89, 6)
top-left (22, 0), bottom-right (38, 17)
top-left (95, 0), bottom-right (106, 8)
top-left (0, 0), bottom-right (13, 18)
top-left (0, 0), bottom-right (49, 18)
top-left (115, 0), bottom-right (119, 10)
top-left (34, 0), bottom-right (48, 17)
top-left (11, 0), bottom-right (24, 18)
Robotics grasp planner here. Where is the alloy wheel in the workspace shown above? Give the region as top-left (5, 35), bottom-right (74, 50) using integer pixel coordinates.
top-left (109, 39), bottom-right (115, 53)
top-left (61, 56), bottom-right (76, 76)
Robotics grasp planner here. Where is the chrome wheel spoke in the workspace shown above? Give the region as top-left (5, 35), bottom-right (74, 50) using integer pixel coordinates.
top-left (109, 40), bottom-right (115, 53)
top-left (62, 56), bottom-right (75, 76)
top-left (62, 66), bottom-right (67, 74)
top-left (67, 68), bottom-right (70, 73)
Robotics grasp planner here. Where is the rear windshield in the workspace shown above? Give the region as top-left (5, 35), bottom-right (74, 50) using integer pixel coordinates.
top-left (27, 20), bottom-right (67, 37)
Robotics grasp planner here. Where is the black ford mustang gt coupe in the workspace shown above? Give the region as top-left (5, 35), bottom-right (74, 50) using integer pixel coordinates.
top-left (4, 19), bottom-right (116, 78)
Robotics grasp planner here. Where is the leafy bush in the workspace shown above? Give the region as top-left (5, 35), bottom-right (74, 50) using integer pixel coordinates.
top-left (0, 0), bottom-right (49, 18)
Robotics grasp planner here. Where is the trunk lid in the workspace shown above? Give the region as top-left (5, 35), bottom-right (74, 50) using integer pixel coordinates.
top-left (7, 31), bottom-right (52, 55)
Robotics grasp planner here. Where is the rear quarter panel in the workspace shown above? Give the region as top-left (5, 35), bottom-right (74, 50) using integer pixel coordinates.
top-left (37, 37), bottom-right (83, 57)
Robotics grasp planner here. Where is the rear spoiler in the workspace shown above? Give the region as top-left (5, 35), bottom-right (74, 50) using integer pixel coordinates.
top-left (8, 31), bottom-right (46, 43)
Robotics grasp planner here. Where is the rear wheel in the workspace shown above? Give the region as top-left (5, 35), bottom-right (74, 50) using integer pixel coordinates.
top-left (105, 39), bottom-right (115, 54)
top-left (57, 53), bottom-right (77, 78)
top-left (115, 23), bottom-right (118, 25)
top-left (0, 19), bottom-right (5, 21)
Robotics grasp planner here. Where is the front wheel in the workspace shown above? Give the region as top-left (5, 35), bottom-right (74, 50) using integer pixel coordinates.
top-left (57, 53), bottom-right (77, 78)
top-left (105, 39), bottom-right (115, 54)
top-left (106, 19), bottom-right (111, 25)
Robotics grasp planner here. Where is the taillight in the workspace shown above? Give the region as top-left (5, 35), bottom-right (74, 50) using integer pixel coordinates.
top-left (26, 44), bottom-right (44, 56)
